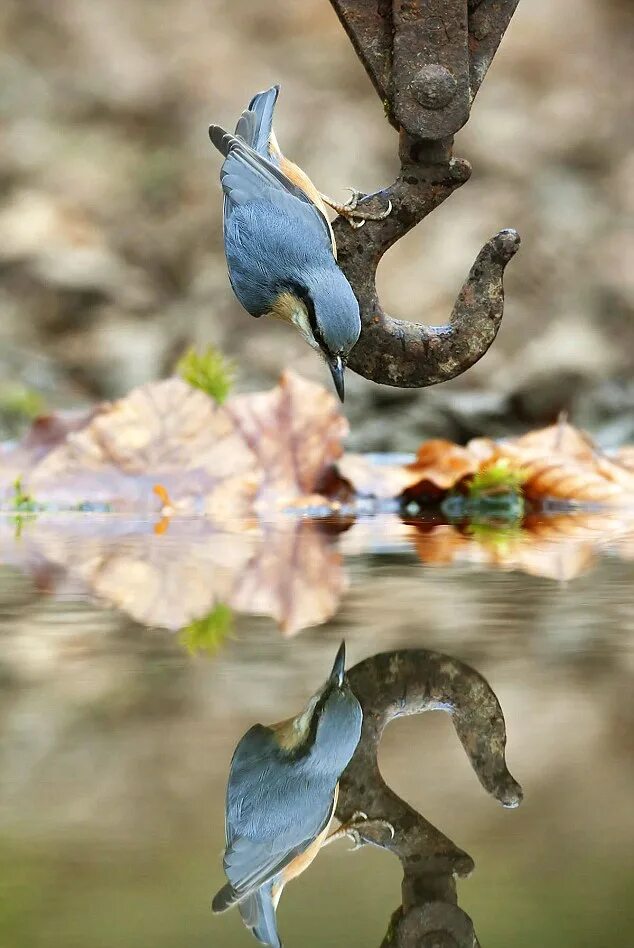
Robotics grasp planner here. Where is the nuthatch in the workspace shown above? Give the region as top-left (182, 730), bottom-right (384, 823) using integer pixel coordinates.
top-left (208, 85), bottom-right (390, 401)
top-left (212, 642), bottom-right (363, 948)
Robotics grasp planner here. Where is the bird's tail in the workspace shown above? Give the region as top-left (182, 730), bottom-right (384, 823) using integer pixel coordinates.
top-left (238, 882), bottom-right (282, 948)
top-left (212, 881), bottom-right (239, 914)
top-left (234, 85), bottom-right (280, 156)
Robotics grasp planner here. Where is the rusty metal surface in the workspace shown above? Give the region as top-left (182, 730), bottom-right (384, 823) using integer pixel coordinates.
top-left (328, 0), bottom-right (394, 111)
top-left (332, 134), bottom-right (520, 388)
top-left (327, 0), bottom-right (522, 388)
top-left (392, 0), bottom-right (471, 139)
top-left (338, 648), bottom-right (523, 947)
top-left (469, 0), bottom-right (521, 95)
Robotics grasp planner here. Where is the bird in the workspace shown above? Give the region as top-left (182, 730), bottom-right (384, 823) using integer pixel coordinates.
top-left (212, 641), bottom-right (363, 948)
top-left (208, 84), bottom-right (391, 402)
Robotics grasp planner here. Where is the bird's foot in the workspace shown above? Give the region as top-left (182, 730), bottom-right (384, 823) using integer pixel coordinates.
top-left (320, 190), bottom-right (392, 229)
top-left (325, 812), bottom-right (395, 852)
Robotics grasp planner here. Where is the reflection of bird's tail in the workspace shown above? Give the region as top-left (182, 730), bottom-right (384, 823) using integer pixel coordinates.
top-left (235, 85), bottom-right (280, 156)
top-left (211, 881), bottom-right (238, 914)
top-left (239, 882), bottom-right (281, 948)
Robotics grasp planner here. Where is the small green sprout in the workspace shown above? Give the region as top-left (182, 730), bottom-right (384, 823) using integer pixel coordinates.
top-left (179, 603), bottom-right (234, 656)
top-left (466, 519), bottom-right (525, 546)
top-left (8, 477), bottom-right (40, 538)
top-left (177, 346), bottom-right (234, 404)
top-left (0, 384), bottom-right (46, 437)
top-left (11, 477), bottom-right (38, 513)
top-left (467, 460), bottom-right (528, 498)
top-left (0, 385), bottom-right (45, 420)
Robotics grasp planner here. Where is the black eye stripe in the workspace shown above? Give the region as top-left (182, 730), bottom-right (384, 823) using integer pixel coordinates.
top-left (282, 684), bottom-right (334, 761)
top-left (286, 281), bottom-right (326, 351)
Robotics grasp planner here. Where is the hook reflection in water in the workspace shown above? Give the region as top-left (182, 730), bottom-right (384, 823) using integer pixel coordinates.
top-left (213, 647), bottom-right (522, 947)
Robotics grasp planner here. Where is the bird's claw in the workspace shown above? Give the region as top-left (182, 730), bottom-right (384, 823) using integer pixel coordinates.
top-left (344, 815), bottom-right (395, 851)
top-left (343, 188), bottom-right (361, 211)
top-left (340, 191), bottom-right (392, 229)
top-left (320, 190), bottom-right (392, 228)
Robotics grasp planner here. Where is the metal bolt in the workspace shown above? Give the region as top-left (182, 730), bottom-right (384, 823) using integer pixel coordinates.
top-left (410, 64), bottom-right (458, 110)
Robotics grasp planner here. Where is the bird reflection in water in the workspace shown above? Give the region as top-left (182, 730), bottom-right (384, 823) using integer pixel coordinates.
top-left (212, 646), bottom-right (522, 947)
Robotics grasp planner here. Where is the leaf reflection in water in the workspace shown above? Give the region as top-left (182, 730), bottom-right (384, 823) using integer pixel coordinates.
top-left (0, 509), bottom-right (633, 639)
top-left (0, 516), bottom-right (346, 637)
top-left (339, 649), bottom-right (523, 947)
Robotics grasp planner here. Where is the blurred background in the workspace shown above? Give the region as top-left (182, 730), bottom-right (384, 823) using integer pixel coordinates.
top-left (1, 5), bottom-right (633, 947)
top-left (0, 0), bottom-right (632, 450)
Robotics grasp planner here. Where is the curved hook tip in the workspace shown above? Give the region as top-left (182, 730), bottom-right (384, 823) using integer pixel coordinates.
top-left (491, 227), bottom-right (521, 262)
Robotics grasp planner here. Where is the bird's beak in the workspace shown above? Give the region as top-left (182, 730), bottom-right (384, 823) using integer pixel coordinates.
top-left (327, 354), bottom-right (345, 403)
top-left (329, 641), bottom-right (346, 688)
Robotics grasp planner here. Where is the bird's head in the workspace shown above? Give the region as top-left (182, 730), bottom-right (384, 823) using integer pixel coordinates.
top-left (284, 268), bottom-right (361, 402)
top-left (284, 642), bottom-right (362, 775)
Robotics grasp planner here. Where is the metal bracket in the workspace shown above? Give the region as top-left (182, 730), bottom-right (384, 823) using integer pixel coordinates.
top-left (330, 0), bottom-right (520, 139)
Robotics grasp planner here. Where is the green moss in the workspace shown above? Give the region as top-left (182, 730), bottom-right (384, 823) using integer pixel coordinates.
top-left (0, 384), bottom-right (46, 437)
top-left (467, 460), bottom-right (528, 498)
top-left (176, 346), bottom-right (234, 404)
top-left (179, 603), bottom-right (233, 656)
top-left (11, 478), bottom-right (38, 513)
top-left (467, 519), bottom-right (525, 546)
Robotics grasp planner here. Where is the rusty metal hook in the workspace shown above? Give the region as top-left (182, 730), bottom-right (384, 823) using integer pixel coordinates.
top-left (338, 648), bottom-right (523, 947)
top-left (328, 1), bottom-right (522, 388)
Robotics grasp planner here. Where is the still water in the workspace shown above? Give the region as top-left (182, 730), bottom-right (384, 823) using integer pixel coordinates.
top-left (0, 512), bottom-right (632, 947)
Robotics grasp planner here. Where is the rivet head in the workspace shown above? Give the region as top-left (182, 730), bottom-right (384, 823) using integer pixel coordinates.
top-left (410, 64), bottom-right (458, 110)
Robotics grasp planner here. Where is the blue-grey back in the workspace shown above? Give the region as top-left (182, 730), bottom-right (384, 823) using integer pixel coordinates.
top-left (226, 724), bottom-right (336, 846)
top-left (224, 199), bottom-right (338, 317)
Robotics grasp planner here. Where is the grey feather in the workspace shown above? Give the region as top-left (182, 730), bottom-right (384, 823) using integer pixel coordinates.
top-left (221, 725), bottom-right (335, 898)
top-left (235, 85), bottom-right (280, 156)
top-left (208, 88), bottom-right (362, 364)
top-left (240, 883), bottom-right (282, 948)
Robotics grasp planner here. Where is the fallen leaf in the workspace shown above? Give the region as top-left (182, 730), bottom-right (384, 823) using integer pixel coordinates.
top-left (0, 515), bottom-right (346, 636)
top-left (227, 371), bottom-right (348, 510)
top-left (338, 441), bottom-right (478, 501)
top-left (408, 523), bottom-right (469, 565)
top-left (408, 511), bottom-right (634, 581)
top-left (467, 423), bottom-right (634, 507)
top-left (507, 420), bottom-right (597, 461)
top-left (1, 372), bottom-right (347, 516)
top-left (406, 440), bottom-right (479, 493)
top-left (336, 453), bottom-right (414, 500)
top-left (230, 520), bottom-right (347, 636)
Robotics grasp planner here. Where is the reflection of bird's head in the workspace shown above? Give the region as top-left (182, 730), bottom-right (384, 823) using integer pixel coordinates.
top-left (276, 268), bottom-right (361, 403)
top-left (272, 642), bottom-right (362, 775)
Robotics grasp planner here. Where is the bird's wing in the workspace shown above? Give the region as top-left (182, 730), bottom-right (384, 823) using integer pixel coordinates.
top-left (278, 155), bottom-right (337, 257)
top-left (221, 724), bottom-right (335, 901)
top-left (235, 85), bottom-right (280, 158)
top-left (209, 126), bottom-right (335, 253)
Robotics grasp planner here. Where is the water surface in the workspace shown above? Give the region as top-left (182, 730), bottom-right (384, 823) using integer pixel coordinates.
top-left (0, 512), bottom-right (632, 947)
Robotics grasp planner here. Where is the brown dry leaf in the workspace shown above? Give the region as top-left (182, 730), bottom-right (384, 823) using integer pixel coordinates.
top-left (226, 370), bottom-right (347, 510)
top-left (0, 516), bottom-right (345, 635)
top-left (409, 523), bottom-right (470, 565)
top-left (614, 446), bottom-right (634, 473)
top-left (518, 457), bottom-right (628, 504)
top-left (2, 372), bottom-right (347, 515)
top-left (336, 453), bottom-right (414, 500)
top-left (0, 409), bottom-right (96, 503)
top-left (230, 520), bottom-right (347, 636)
top-left (407, 512), bottom-right (634, 582)
top-left (508, 420), bottom-right (598, 461)
top-left (405, 439), bottom-right (479, 494)
top-left (468, 423), bottom-right (634, 506)
top-left (24, 378), bottom-right (257, 515)
top-left (467, 532), bottom-right (596, 582)
top-left (338, 440), bottom-right (478, 500)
